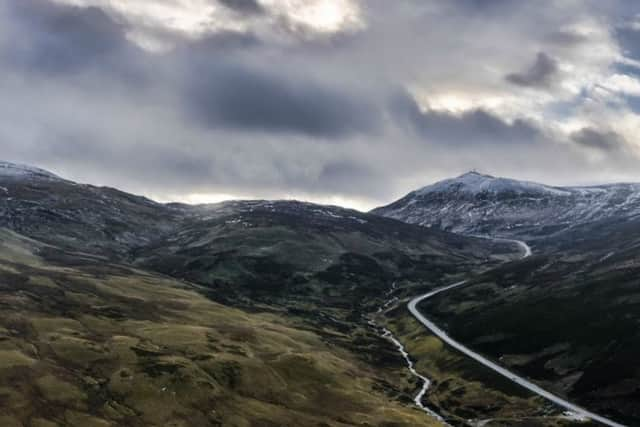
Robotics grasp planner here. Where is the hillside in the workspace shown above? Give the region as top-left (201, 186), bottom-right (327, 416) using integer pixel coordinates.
top-left (0, 162), bottom-right (535, 426)
top-left (417, 223), bottom-right (640, 425)
top-left (374, 171), bottom-right (640, 425)
top-left (0, 228), bottom-right (448, 427)
top-left (0, 162), bottom-right (183, 258)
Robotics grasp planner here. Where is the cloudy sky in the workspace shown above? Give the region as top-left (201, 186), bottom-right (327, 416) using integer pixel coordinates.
top-left (2, 0), bottom-right (640, 209)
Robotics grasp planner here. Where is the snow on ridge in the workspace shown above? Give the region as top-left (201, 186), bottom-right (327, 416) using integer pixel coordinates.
top-left (415, 171), bottom-right (572, 197)
top-left (0, 161), bottom-right (60, 180)
top-left (376, 171), bottom-right (640, 239)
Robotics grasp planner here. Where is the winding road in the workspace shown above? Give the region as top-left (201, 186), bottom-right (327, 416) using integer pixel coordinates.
top-left (408, 238), bottom-right (626, 427)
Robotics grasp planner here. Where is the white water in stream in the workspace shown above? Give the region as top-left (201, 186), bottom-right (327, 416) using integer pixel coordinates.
top-left (369, 282), bottom-right (450, 424)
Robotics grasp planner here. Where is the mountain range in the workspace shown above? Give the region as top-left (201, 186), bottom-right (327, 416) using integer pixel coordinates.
top-left (0, 161), bottom-right (638, 426)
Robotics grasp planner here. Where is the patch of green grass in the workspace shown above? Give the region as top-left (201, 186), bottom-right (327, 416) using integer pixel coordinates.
top-left (0, 350), bottom-right (36, 369)
top-left (36, 375), bottom-right (86, 406)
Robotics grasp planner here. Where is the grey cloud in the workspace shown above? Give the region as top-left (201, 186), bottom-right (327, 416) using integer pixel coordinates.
top-left (315, 160), bottom-right (387, 196)
top-left (391, 91), bottom-right (543, 146)
top-left (6, 0), bottom-right (131, 75)
top-left (187, 30), bottom-right (262, 51)
top-left (452, 0), bottom-right (514, 12)
top-left (5, 0), bottom-right (378, 140)
top-left (434, 0), bottom-right (519, 17)
top-left (506, 52), bottom-right (559, 88)
top-left (16, 121), bottom-right (391, 200)
top-left (546, 30), bottom-right (590, 46)
top-left (218, 0), bottom-right (265, 15)
top-left (183, 60), bottom-right (381, 138)
top-left (571, 128), bottom-right (627, 152)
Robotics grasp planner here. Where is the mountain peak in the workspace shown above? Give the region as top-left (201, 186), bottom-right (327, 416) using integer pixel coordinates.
top-left (415, 172), bottom-right (571, 197)
top-left (451, 171), bottom-right (497, 186)
top-left (459, 170), bottom-right (494, 179)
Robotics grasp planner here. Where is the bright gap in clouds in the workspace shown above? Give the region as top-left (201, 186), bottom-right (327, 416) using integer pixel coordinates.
top-left (264, 0), bottom-right (363, 33)
top-left (50, 0), bottom-right (363, 50)
top-left (50, 0), bottom-right (233, 35)
top-left (156, 192), bottom-right (377, 212)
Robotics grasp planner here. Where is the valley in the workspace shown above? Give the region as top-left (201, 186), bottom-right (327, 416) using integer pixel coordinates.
top-left (6, 1), bottom-right (640, 426)
top-left (0, 162), bottom-right (637, 426)
top-left (0, 162), bottom-right (520, 426)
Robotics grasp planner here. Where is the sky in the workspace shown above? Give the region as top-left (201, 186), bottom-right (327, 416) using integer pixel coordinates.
top-left (2, 0), bottom-right (640, 210)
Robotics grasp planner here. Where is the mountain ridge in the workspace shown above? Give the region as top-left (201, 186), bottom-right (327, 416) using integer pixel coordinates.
top-left (0, 160), bottom-right (63, 180)
top-left (413, 171), bottom-right (574, 197)
top-left (373, 171), bottom-right (640, 239)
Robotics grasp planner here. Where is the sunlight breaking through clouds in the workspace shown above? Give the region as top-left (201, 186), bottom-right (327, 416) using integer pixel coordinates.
top-left (50, 0), bottom-right (363, 51)
top-left (264, 0), bottom-right (363, 33)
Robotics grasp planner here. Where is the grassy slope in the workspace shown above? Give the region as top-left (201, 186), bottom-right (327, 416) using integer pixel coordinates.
top-left (134, 204), bottom-right (512, 309)
top-left (0, 229), bottom-right (442, 427)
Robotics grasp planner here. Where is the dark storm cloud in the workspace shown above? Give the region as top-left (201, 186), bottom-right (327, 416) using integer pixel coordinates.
top-left (218, 0), bottom-right (266, 15)
top-left (571, 128), bottom-right (627, 152)
top-left (6, 0), bottom-right (131, 74)
top-left (5, 0), bottom-right (379, 140)
top-left (506, 52), bottom-right (559, 88)
top-left (391, 91), bottom-right (543, 146)
top-left (184, 61), bottom-right (381, 138)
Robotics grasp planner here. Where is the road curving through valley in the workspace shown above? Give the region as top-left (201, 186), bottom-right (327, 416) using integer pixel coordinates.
top-left (407, 238), bottom-right (626, 427)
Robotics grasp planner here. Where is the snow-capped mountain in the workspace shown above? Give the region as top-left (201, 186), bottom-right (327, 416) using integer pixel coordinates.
top-left (372, 171), bottom-right (640, 239)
